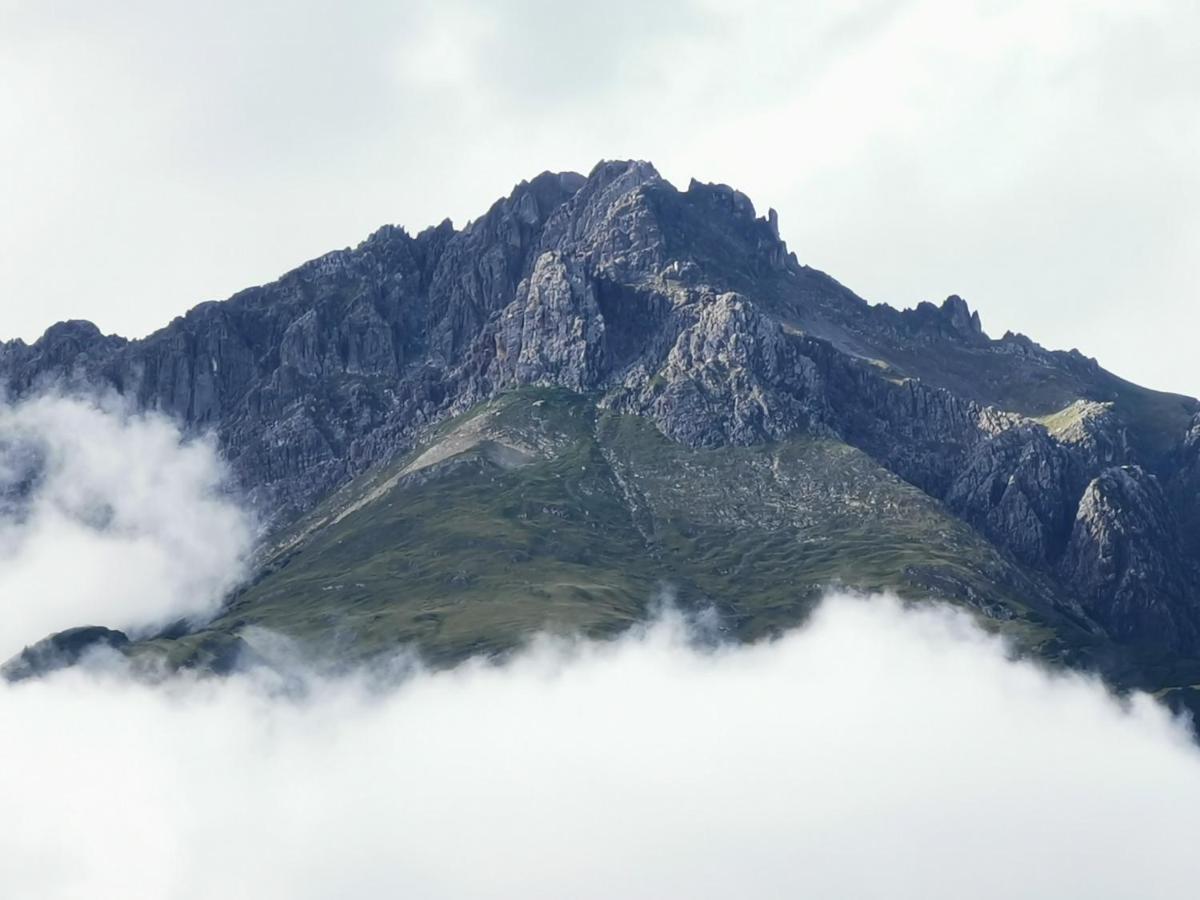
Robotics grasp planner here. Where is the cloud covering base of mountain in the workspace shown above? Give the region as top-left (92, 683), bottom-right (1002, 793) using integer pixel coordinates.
top-left (2, 597), bottom-right (1200, 900)
top-left (0, 393), bottom-right (254, 659)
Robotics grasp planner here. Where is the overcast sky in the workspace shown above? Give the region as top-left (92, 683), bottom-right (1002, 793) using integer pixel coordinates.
top-left (1, 0), bottom-right (1196, 396)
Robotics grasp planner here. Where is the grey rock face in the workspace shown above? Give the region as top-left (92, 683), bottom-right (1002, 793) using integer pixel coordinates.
top-left (491, 252), bottom-right (609, 392)
top-left (541, 161), bottom-right (666, 280)
top-left (800, 336), bottom-right (1021, 497)
top-left (946, 426), bottom-right (1082, 566)
top-left (898, 296), bottom-right (988, 344)
top-left (3, 158), bottom-right (1199, 655)
top-left (1172, 412), bottom-right (1200, 561)
top-left (609, 293), bottom-right (826, 447)
top-left (1048, 401), bottom-right (1131, 468)
top-left (1060, 467), bottom-right (1200, 650)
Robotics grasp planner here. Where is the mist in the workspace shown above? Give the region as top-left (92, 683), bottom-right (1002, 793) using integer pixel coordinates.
top-left (0, 393), bottom-right (254, 658)
top-left (3, 396), bottom-right (1200, 899)
top-left (2, 598), bottom-right (1199, 899)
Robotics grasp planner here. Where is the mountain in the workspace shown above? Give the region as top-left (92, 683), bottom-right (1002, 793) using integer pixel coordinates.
top-left (3, 160), bottom-right (1199, 707)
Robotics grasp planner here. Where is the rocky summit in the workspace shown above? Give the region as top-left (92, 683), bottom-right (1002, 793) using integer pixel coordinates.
top-left (3, 160), bottom-right (1199, 705)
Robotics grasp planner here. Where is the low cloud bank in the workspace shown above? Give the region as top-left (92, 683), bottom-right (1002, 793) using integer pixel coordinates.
top-left (0, 394), bottom-right (254, 658)
top-left (2, 597), bottom-right (1199, 900)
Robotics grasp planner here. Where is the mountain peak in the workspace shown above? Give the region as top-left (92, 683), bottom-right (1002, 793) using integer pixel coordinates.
top-left (942, 295), bottom-right (985, 338)
top-left (584, 158), bottom-right (661, 188)
top-left (685, 178), bottom-right (758, 219)
top-left (3, 161), bottom-right (1199, 682)
top-left (37, 319), bottom-right (105, 347)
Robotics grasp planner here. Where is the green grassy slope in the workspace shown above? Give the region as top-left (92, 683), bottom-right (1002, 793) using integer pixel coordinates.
top-left (136, 388), bottom-right (1109, 669)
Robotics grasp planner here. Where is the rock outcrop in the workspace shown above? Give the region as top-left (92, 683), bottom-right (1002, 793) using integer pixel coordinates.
top-left (946, 426), bottom-right (1082, 566)
top-left (1059, 467), bottom-right (1200, 650)
top-left (609, 293), bottom-right (827, 447)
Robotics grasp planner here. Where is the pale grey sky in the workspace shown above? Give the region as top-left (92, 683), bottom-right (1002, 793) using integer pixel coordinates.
top-left (2, 0), bottom-right (1197, 396)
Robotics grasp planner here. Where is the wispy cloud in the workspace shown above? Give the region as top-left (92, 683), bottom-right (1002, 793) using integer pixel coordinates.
top-left (0, 393), bottom-right (254, 658)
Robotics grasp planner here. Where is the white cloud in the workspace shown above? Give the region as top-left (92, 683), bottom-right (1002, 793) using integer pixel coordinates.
top-left (0, 394), bottom-right (254, 658)
top-left (1, 595), bottom-right (1198, 899)
top-left (1, 0), bottom-right (1196, 394)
